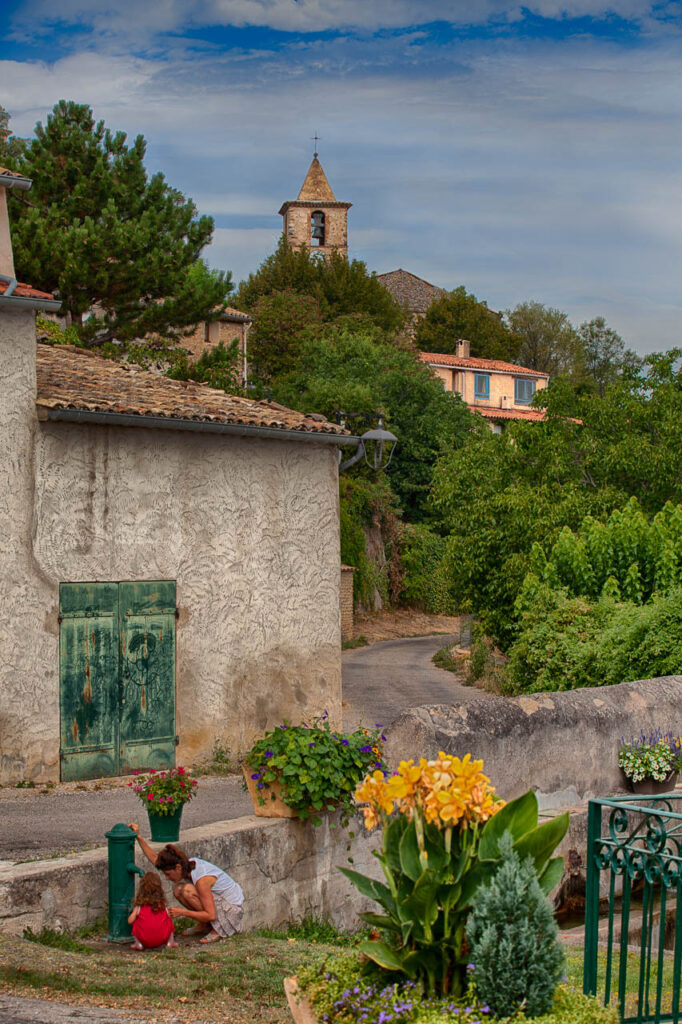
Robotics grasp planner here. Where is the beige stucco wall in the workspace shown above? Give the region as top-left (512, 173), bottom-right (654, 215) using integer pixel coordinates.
top-left (432, 365), bottom-right (547, 409)
top-left (0, 308), bottom-right (342, 783)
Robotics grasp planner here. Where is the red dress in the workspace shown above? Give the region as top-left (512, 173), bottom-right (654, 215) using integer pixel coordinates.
top-left (132, 904), bottom-right (174, 947)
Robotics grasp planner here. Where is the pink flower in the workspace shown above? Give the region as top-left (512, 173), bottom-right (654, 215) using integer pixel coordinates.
top-left (149, 769), bottom-right (156, 774)
top-left (147, 794), bottom-right (153, 800)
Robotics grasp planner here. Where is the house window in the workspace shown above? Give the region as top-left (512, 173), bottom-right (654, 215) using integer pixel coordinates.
top-left (474, 373), bottom-right (490, 401)
top-left (514, 378), bottom-right (536, 404)
top-left (311, 210), bottom-right (325, 247)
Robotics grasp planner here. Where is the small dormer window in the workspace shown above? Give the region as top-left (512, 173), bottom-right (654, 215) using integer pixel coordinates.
top-left (311, 210), bottom-right (325, 247)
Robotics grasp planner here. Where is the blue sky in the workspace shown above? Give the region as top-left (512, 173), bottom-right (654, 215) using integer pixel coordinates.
top-left (3, 0), bottom-right (682, 353)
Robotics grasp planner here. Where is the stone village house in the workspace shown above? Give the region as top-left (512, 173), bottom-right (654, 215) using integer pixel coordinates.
top-left (0, 168), bottom-right (356, 785)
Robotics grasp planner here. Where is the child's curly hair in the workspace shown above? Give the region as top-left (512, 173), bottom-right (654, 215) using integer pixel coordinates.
top-left (134, 871), bottom-right (167, 912)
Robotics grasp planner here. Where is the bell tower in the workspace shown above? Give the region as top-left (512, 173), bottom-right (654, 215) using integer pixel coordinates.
top-left (278, 149), bottom-right (351, 258)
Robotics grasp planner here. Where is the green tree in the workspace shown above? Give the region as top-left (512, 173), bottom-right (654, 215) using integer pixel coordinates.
top-left (415, 285), bottom-right (518, 360)
top-left (9, 100), bottom-right (231, 344)
top-left (273, 324), bottom-right (477, 521)
top-left (506, 301), bottom-right (583, 377)
top-left (247, 290), bottom-right (322, 382)
top-left (0, 105), bottom-right (27, 163)
top-left (579, 316), bottom-right (641, 395)
top-left (167, 339), bottom-right (242, 393)
top-left (236, 236), bottom-right (405, 335)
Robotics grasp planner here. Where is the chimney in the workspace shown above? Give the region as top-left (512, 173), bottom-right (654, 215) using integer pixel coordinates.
top-left (455, 339), bottom-right (471, 359)
top-left (0, 169), bottom-right (32, 278)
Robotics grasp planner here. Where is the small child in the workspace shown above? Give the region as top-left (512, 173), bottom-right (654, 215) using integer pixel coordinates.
top-left (128, 871), bottom-right (177, 950)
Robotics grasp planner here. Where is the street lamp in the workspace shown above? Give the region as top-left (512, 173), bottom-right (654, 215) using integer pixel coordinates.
top-left (339, 414), bottom-right (397, 473)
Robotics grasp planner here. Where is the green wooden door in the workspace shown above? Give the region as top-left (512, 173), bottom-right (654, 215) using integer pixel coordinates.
top-left (59, 582), bottom-right (176, 782)
top-left (119, 581), bottom-right (176, 775)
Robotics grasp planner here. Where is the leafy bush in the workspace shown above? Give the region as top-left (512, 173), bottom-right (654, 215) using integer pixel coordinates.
top-left (339, 475), bottom-right (403, 610)
top-left (398, 523), bottom-right (455, 614)
top-left (528, 498), bottom-right (682, 605)
top-left (243, 714), bottom-right (385, 824)
top-left (467, 835), bottom-right (565, 1018)
top-left (507, 583), bottom-right (682, 693)
top-left (342, 759), bottom-right (567, 998)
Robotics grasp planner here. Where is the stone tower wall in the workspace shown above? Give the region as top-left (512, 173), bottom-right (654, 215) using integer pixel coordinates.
top-left (284, 205), bottom-right (349, 258)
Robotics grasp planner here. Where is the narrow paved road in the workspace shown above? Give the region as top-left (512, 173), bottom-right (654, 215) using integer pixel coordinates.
top-left (342, 633), bottom-right (490, 732)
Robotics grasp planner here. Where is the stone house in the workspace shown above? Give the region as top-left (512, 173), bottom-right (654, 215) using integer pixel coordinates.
top-left (420, 340), bottom-right (549, 432)
top-left (180, 305), bottom-right (253, 384)
top-left (0, 171), bottom-right (354, 785)
top-left (376, 269), bottom-right (447, 333)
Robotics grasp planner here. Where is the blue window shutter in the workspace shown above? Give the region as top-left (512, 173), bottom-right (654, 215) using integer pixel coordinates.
top-left (514, 378), bottom-right (536, 404)
top-left (474, 374), bottom-right (490, 400)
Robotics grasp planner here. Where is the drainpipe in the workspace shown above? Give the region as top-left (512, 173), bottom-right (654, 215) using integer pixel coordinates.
top-left (0, 271), bottom-right (17, 297)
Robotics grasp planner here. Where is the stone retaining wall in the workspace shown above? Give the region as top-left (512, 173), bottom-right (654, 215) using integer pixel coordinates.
top-left (0, 813), bottom-right (380, 938)
top-left (384, 675), bottom-right (682, 809)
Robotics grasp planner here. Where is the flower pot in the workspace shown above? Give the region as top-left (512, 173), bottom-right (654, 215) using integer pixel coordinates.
top-left (147, 805), bottom-right (183, 842)
top-left (284, 977), bottom-right (317, 1024)
top-left (243, 768), bottom-right (298, 818)
top-left (627, 773), bottom-right (678, 796)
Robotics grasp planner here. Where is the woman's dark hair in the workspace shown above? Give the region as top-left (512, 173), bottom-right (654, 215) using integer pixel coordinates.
top-left (155, 844), bottom-right (196, 878)
top-left (134, 871), bottom-right (167, 912)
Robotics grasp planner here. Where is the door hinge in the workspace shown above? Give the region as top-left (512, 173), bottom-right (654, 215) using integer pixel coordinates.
top-left (175, 735), bottom-right (180, 746)
top-left (175, 608), bottom-right (180, 619)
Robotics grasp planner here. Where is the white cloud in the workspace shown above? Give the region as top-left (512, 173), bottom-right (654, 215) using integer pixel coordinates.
top-left (9, 0), bottom-right (673, 41)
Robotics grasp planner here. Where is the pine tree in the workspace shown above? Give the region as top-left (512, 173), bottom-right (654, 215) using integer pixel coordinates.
top-left (9, 100), bottom-right (231, 344)
top-left (467, 834), bottom-right (565, 1018)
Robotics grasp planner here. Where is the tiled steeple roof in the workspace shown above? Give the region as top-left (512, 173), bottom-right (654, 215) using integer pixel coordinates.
top-left (297, 157), bottom-right (337, 202)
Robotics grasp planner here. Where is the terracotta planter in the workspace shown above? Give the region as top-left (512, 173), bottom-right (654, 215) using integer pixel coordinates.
top-left (243, 768), bottom-right (298, 818)
top-left (626, 772), bottom-right (678, 796)
top-left (284, 977), bottom-right (317, 1024)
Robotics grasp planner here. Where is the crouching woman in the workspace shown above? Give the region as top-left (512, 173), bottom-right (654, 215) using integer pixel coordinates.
top-left (128, 823), bottom-right (244, 943)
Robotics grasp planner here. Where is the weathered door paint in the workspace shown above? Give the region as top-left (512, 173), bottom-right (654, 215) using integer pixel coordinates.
top-left (59, 582), bottom-right (176, 782)
top-left (59, 583), bottom-right (119, 782)
top-left (119, 582), bottom-right (176, 775)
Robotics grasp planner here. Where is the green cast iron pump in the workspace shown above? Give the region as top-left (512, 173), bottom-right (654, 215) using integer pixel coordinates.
top-left (105, 823), bottom-right (145, 941)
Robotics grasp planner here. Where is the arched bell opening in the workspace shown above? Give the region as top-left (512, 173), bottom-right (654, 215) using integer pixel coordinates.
top-left (310, 210), bottom-right (325, 247)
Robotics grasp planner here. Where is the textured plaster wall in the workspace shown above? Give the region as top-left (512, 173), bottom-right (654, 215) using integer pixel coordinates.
top-left (0, 308), bottom-right (59, 782)
top-left (0, 308), bottom-right (342, 782)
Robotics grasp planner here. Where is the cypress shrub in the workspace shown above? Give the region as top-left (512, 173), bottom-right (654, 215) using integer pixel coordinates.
top-left (467, 834), bottom-right (565, 1018)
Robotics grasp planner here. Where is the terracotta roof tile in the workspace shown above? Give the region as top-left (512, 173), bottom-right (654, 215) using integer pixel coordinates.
top-left (0, 279), bottom-right (55, 300)
top-left (220, 306), bottom-right (252, 321)
top-left (420, 351), bottom-right (549, 378)
top-left (377, 270), bottom-right (447, 314)
top-left (469, 405), bottom-right (547, 422)
top-left (36, 344), bottom-right (349, 437)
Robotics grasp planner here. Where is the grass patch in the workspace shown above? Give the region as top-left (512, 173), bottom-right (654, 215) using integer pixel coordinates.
top-left (432, 643), bottom-right (464, 674)
top-left (23, 927), bottom-right (95, 954)
top-left (342, 634), bottom-right (368, 650)
top-left (564, 948), bottom-right (678, 1017)
top-left (256, 914), bottom-right (369, 947)
top-left (0, 929), bottom-right (331, 1023)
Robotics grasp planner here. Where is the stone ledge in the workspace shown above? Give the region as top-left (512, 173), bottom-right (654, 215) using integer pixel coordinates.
top-left (384, 675), bottom-right (682, 807)
top-left (0, 813), bottom-right (380, 937)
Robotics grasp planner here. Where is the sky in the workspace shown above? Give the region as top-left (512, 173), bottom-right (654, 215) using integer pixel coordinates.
top-left (2, 1), bottom-right (682, 354)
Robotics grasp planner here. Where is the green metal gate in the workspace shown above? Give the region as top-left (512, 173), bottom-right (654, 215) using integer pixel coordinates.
top-left (583, 794), bottom-right (682, 1024)
top-left (59, 581), bottom-right (176, 781)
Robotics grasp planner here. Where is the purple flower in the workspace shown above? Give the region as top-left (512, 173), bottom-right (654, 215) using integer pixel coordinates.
top-left (278, 725), bottom-right (287, 730)
top-left (360, 745), bottom-right (373, 753)
top-left (265, 751), bottom-right (273, 758)
top-left (257, 783), bottom-right (264, 789)
top-left (341, 739), bottom-right (350, 746)
top-left (467, 963), bottom-right (475, 971)
top-left (481, 1006), bottom-right (490, 1014)
top-left (250, 772), bottom-right (261, 780)
top-left (309, 742), bottom-right (316, 748)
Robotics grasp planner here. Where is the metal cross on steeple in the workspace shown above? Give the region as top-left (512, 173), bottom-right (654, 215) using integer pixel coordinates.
top-left (311, 132), bottom-right (321, 157)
